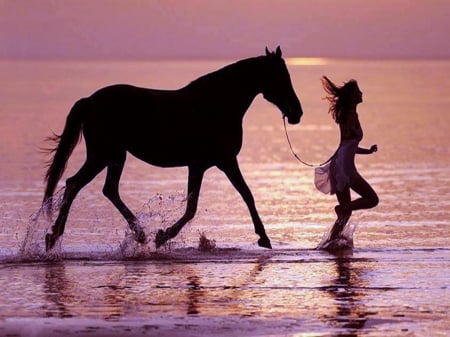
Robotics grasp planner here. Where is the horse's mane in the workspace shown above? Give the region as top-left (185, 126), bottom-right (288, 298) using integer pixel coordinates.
top-left (186, 56), bottom-right (265, 91)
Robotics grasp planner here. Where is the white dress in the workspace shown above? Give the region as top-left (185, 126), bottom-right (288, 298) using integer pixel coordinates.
top-left (330, 138), bottom-right (359, 193)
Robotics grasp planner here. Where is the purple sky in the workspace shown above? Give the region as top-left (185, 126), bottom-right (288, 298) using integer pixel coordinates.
top-left (1, 0), bottom-right (449, 60)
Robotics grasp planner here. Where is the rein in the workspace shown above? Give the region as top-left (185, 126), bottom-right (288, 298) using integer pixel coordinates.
top-left (282, 116), bottom-right (337, 168)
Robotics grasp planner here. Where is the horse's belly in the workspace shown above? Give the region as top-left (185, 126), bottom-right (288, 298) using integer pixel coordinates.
top-left (126, 130), bottom-right (242, 168)
top-left (128, 145), bottom-right (191, 167)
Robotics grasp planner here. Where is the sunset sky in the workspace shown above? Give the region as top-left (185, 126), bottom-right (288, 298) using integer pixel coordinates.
top-left (1, 0), bottom-right (449, 60)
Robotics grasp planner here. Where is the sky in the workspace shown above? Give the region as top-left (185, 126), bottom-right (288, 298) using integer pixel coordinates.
top-left (1, 0), bottom-right (449, 60)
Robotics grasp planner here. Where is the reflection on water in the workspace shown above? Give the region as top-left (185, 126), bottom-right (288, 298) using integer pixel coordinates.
top-left (44, 262), bottom-right (74, 318)
top-left (323, 251), bottom-right (369, 336)
top-left (1, 248), bottom-right (448, 336)
top-left (0, 59), bottom-right (449, 336)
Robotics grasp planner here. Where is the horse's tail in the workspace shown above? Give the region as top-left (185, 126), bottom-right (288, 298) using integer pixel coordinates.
top-left (43, 98), bottom-right (89, 210)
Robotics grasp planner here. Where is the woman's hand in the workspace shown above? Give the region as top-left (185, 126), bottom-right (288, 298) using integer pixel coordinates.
top-left (357, 145), bottom-right (378, 155)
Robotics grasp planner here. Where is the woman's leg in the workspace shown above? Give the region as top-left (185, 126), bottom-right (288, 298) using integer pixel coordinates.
top-left (349, 174), bottom-right (379, 211)
top-left (329, 175), bottom-right (378, 240)
top-left (330, 187), bottom-right (352, 239)
top-left (335, 187), bottom-right (351, 216)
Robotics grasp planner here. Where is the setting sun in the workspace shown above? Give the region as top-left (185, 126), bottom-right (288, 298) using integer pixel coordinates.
top-left (286, 57), bottom-right (329, 66)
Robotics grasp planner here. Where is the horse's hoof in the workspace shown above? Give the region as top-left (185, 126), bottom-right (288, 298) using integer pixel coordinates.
top-left (258, 237), bottom-right (272, 249)
top-left (45, 233), bottom-right (56, 251)
top-left (154, 229), bottom-right (168, 249)
top-left (134, 228), bottom-right (147, 244)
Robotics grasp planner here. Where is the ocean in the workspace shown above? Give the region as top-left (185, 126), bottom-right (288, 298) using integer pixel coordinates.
top-left (0, 58), bottom-right (449, 336)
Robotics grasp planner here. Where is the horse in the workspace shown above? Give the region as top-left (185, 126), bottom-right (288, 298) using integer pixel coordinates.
top-left (43, 46), bottom-right (303, 251)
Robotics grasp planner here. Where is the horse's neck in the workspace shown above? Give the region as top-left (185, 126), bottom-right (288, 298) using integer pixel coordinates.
top-left (222, 57), bottom-right (264, 92)
top-left (185, 59), bottom-right (262, 121)
top-left (187, 57), bottom-right (264, 94)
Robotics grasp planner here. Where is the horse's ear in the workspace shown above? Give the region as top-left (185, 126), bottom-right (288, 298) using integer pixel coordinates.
top-left (265, 47), bottom-right (271, 56)
top-left (275, 46), bottom-right (282, 58)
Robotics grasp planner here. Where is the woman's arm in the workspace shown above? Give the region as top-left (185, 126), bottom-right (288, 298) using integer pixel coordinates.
top-left (357, 144), bottom-right (377, 155)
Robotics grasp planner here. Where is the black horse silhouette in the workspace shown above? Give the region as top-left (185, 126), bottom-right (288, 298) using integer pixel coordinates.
top-left (43, 47), bottom-right (302, 251)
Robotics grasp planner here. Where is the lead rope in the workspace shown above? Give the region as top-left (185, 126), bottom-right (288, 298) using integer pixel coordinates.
top-left (283, 116), bottom-right (338, 168)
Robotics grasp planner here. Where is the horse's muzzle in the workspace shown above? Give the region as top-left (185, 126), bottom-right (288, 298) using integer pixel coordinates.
top-left (285, 100), bottom-right (302, 124)
top-left (284, 107), bottom-right (302, 124)
top-left (287, 114), bottom-right (301, 124)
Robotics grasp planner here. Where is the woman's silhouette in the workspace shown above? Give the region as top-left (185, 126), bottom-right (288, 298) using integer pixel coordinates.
top-left (320, 76), bottom-right (379, 240)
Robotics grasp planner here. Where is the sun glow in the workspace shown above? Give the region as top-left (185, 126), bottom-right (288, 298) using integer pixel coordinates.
top-left (286, 57), bottom-right (329, 66)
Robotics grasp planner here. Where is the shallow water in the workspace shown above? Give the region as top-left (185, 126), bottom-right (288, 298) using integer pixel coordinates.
top-left (1, 247), bottom-right (448, 337)
top-left (0, 59), bottom-right (449, 336)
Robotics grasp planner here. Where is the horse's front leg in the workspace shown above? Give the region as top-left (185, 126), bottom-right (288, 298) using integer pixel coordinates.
top-left (155, 166), bottom-right (206, 248)
top-left (217, 157), bottom-right (272, 249)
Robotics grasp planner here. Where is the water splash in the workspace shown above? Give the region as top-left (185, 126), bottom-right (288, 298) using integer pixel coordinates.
top-left (15, 189), bottom-right (214, 261)
top-left (198, 231), bottom-right (216, 252)
top-left (316, 219), bottom-right (356, 252)
top-left (116, 192), bottom-right (188, 259)
top-left (19, 187), bottom-right (65, 261)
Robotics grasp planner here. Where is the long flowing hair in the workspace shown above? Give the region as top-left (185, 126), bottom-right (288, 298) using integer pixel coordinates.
top-left (321, 76), bottom-right (358, 124)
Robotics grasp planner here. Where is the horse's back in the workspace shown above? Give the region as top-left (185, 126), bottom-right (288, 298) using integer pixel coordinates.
top-left (90, 84), bottom-right (180, 113)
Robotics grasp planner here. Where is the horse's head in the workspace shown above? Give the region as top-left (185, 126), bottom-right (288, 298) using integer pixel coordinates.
top-left (261, 46), bottom-right (303, 124)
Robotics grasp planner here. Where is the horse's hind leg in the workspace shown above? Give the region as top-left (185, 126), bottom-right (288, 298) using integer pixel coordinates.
top-left (217, 157), bottom-right (272, 249)
top-left (102, 156), bottom-right (146, 244)
top-left (155, 166), bottom-right (205, 248)
top-left (46, 159), bottom-right (106, 251)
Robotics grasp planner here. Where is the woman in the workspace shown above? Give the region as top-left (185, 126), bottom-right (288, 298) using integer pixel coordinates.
top-left (320, 76), bottom-right (379, 240)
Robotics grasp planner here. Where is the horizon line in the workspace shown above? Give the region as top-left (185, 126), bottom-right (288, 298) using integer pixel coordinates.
top-left (1, 55), bottom-right (449, 63)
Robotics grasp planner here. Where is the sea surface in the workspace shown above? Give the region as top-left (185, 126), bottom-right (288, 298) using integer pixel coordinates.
top-left (0, 58), bottom-right (449, 336)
